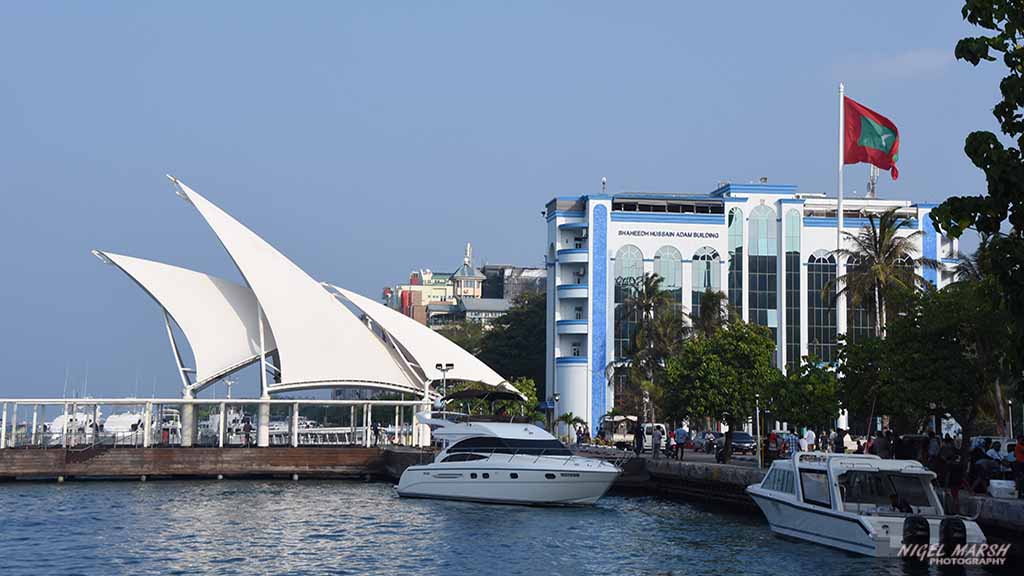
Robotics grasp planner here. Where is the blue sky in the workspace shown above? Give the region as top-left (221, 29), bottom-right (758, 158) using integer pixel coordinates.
top-left (0, 2), bottom-right (1001, 398)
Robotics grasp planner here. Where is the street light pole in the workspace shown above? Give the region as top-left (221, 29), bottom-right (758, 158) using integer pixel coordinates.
top-left (755, 393), bottom-right (762, 469)
top-left (1009, 400), bottom-right (1014, 439)
top-left (434, 363), bottom-right (454, 405)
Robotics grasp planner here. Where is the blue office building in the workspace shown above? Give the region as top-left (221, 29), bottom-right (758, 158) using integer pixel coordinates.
top-left (544, 182), bottom-right (958, 432)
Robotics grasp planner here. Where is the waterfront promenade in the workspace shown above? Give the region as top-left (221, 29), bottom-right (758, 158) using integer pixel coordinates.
top-left (4, 441), bottom-right (1020, 536)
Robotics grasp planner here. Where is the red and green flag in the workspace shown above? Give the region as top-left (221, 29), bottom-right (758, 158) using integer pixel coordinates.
top-left (843, 96), bottom-right (900, 179)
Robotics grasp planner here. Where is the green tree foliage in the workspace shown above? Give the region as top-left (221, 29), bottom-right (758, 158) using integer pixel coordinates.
top-left (836, 335), bottom-right (901, 436)
top-left (931, 1), bottom-right (1024, 393)
top-left (478, 291), bottom-right (547, 396)
top-left (767, 360), bottom-right (840, 431)
top-left (437, 321), bottom-right (485, 355)
top-left (828, 209), bottom-right (938, 336)
top-left (438, 292), bottom-right (547, 397)
top-left (663, 321), bottom-right (780, 462)
top-left (838, 278), bottom-right (1019, 452)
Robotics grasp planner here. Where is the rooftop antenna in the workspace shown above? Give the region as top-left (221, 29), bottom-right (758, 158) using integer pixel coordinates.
top-left (867, 165), bottom-right (879, 199)
top-left (601, 176), bottom-right (607, 194)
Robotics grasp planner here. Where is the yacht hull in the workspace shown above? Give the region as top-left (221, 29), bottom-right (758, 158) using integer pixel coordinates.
top-left (397, 464), bottom-right (619, 506)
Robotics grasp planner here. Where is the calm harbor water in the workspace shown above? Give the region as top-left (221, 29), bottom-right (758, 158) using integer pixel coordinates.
top-left (0, 480), bottom-right (1011, 575)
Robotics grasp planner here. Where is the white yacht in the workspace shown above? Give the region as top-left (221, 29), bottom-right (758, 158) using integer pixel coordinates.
top-left (747, 452), bottom-right (985, 557)
top-left (397, 412), bottom-right (620, 506)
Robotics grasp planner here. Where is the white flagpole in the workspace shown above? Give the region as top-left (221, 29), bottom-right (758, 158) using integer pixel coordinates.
top-left (837, 82), bottom-right (845, 258)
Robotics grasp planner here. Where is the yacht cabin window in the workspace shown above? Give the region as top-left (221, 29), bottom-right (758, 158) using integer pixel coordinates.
top-left (448, 436), bottom-right (573, 456)
top-left (799, 469), bottom-right (832, 508)
top-left (441, 453), bottom-right (488, 463)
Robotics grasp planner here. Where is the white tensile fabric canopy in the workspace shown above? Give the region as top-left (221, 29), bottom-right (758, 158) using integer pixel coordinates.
top-left (328, 284), bottom-right (522, 397)
top-left (170, 177), bottom-right (419, 392)
top-left (94, 250), bottom-right (277, 390)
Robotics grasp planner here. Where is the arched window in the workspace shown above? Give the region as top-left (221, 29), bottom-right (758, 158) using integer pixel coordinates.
top-left (614, 245), bottom-right (643, 359)
top-left (748, 205), bottom-right (778, 342)
top-left (845, 256), bottom-right (875, 344)
top-left (691, 247), bottom-right (721, 314)
top-left (784, 209), bottom-right (801, 371)
top-left (654, 246), bottom-right (682, 308)
top-left (807, 250), bottom-right (836, 363)
top-left (727, 208), bottom-right (743, 315)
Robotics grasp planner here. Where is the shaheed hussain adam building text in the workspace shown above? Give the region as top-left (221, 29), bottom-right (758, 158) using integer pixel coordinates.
top-left (544, 182), bottom-right (959, 432)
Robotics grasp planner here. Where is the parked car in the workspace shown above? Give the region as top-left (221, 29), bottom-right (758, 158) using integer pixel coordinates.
top-left (715, 431), bottom-right (756, 454)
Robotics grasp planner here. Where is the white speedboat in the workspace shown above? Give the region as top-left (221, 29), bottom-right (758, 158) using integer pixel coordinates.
top-left (747, 452), bottom-right (985, 557)
top-left (397, 412), bottom-right (620, 506)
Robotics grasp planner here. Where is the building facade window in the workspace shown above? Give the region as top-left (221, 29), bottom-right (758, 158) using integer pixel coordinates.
top-left (654, 245), bottom-right (683, 309)
top-left (691, 247), bottom-right (721, 314)
top-left (807, 250), bottom-right (837, 363)
top-left (727, 207), bottom-right (744, 316)
top-left (748, 205), bottom-right (778, 342)
top-left (785, 209), bottom-right (801, 372)
top-left (845, 256), bottom-right (875, 344)
top-left (614, 245), bottom-right (643, 359)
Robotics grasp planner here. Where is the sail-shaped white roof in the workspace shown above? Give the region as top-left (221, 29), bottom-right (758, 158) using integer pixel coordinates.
top-left (328, 284), bottom-right (521, 396)
top-left (94, 250), bottom-right (276, 389)
top-left (170, 176), bottom-right (418, 392)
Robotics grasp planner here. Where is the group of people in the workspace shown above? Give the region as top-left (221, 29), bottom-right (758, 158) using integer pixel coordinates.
top-left (965, 435), bottom-right (1024, 498)
top-left (763, 427), bottom-right (847, 462)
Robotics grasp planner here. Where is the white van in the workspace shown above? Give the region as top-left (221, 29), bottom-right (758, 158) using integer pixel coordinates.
top-left (643, 423), bottom-right (668, 453)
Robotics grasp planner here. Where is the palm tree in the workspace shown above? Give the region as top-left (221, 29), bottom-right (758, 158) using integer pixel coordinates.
top-left (620, 273), bottom-right (680, 418)
top-left (952, 234), bottom-right (991, 284)
top-left (828, 208), bottom-right (940, 337)
top-left (687, 288), bottom-right (728, 338)
top-left (556, 412), bottom-right (587, 442)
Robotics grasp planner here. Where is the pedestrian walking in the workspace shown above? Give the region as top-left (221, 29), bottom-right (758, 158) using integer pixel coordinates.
top-left (652, 426), bottom-right (663, 459)
top-left (633, 423), bottom-right (645, 456)
top-left (674, 425), bottom-right (688, 460)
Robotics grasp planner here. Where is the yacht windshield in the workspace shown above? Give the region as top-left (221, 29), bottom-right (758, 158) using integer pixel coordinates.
top-left (448, 437), bottom-right (572, 456)
top-left (838, 471), bottom-right (933, 511)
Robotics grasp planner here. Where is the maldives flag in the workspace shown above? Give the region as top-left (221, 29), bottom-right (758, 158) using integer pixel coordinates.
top-left (844, 96), bottom-right (900, 179)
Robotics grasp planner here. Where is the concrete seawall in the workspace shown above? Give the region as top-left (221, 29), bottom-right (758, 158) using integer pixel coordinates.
top-left (0, 446), bottom-right (428, 481)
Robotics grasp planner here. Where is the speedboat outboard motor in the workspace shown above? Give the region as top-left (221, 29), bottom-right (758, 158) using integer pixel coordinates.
top-left (902, 516), bottom-right (930, 564)
top-left (939, 517), bottom-right (967, 552)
